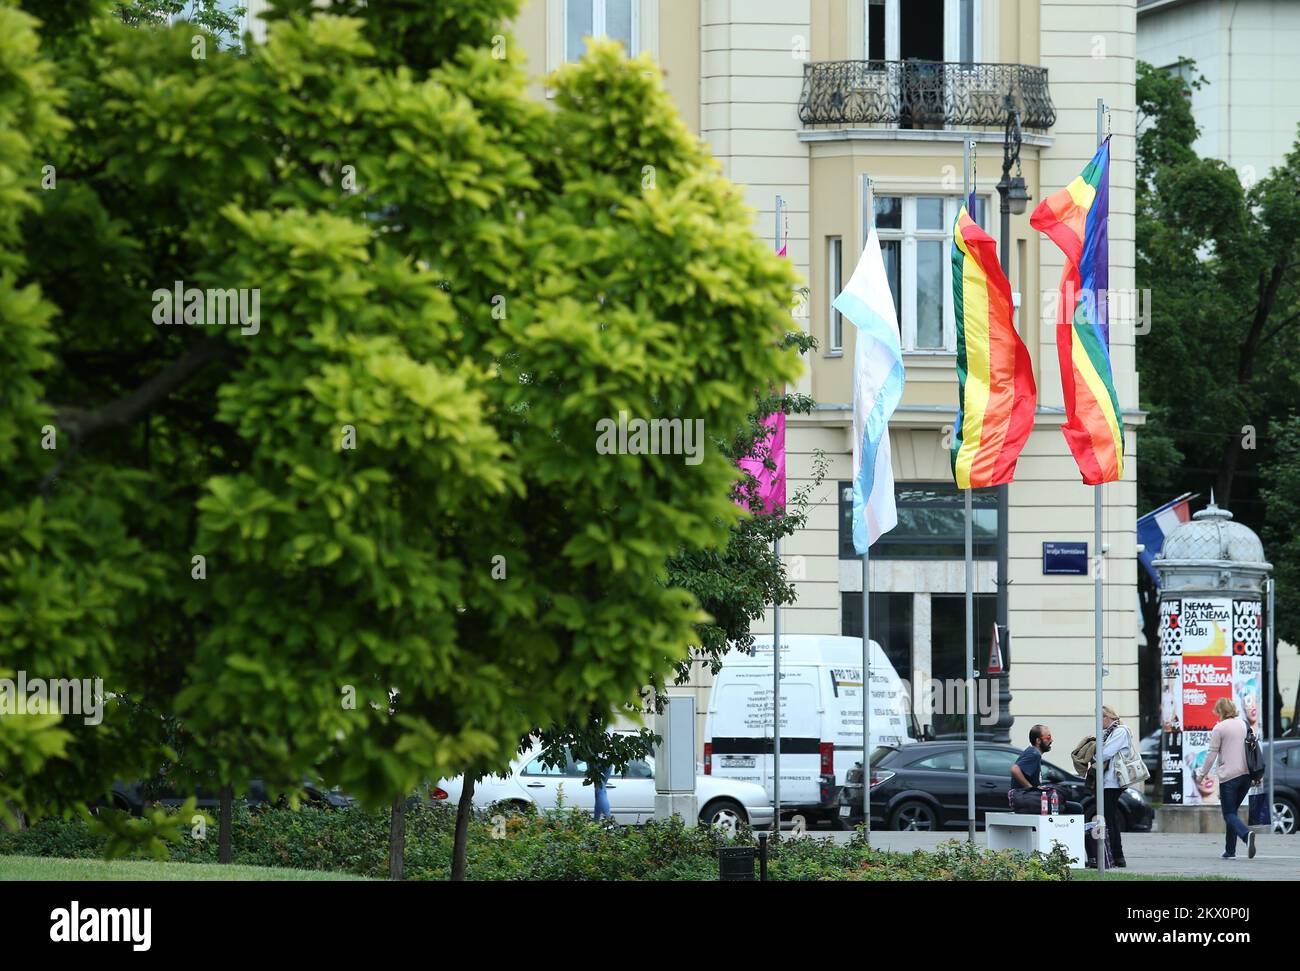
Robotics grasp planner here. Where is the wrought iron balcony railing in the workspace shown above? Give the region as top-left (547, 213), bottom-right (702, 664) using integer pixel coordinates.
top-left (798, 60), bottom-right (1056, 131)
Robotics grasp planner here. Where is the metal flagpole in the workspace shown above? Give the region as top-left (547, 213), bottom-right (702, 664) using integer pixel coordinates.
top-left (861, 177), bottom-right (874, 845)
top-left (962, 138), bottom-right (976, 844)
top-left (863, 548), bottom-right (871, 842)
top-left (1093, 485), bottom-right (1105, 874)
top-left (772, 194), bottom-right (783, 833)
top-left (773, 535), bottom-right (782, 830)
top-left (1093, 98), bottom-right (1108, 878)
top-left (965, 488), bottom-right (975, 844)
top-left (1268, 577), bottom-right (1276, 831)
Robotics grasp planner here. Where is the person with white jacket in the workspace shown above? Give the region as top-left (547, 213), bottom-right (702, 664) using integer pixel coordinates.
top-left (1097, 706), bottom-right (1132, 868)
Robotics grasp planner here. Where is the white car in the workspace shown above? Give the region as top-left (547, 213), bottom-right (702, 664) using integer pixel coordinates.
top-left (433, 745), bottom-right (774, 830)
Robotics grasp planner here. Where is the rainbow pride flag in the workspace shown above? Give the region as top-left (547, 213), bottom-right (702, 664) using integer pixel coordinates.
top-left (951, 205), bottom-right (1037, 488)
top-left (1030, 138), bottom-right (1124, 485)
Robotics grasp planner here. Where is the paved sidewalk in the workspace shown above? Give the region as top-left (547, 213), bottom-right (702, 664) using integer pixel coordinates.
top-left (818, 830), bottom-right (1300, 879)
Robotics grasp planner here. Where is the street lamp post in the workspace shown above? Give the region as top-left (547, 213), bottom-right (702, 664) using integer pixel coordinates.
top-left (991, 94), bottom-right (1029, 743)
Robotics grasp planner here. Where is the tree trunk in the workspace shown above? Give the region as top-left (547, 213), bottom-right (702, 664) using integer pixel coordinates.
top-left (1218, 262), bottom-right (1286, 507)
top-left (451, 776), bottom-right (476, 882)
top-left (5, 803), bottom-right (27, 831)
top-left (218, 785), bottom-right (233, 864)
top-left (388, 793), bottom-right (406, 881)
top-left (1217, 429), bottom-right (1242, 510)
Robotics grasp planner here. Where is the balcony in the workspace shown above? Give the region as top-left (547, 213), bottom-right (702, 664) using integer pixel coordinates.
top-left (798, 60), bottom-right (1056, 132)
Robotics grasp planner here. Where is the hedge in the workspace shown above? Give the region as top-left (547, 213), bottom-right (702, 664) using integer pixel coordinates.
top-left (0, 805), bottom-right (1075, 881)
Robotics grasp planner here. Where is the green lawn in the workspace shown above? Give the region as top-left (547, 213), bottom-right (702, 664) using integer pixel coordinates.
top-left (1070, 870), bottom-right (1240, 882)
top-left (0, 855), bottom-right (370, 881)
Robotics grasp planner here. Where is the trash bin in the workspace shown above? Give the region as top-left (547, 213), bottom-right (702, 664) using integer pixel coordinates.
top-left (718, 846), bottom-right (756, 881)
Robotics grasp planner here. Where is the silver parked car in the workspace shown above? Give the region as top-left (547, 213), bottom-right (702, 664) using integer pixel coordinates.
top-left (433, 745), bottom-right (774, 830)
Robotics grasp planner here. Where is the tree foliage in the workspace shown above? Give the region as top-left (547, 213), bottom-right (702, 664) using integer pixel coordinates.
top-left (0, 0), bottom-right (803, 842)
top-left (1136, 59), bottom-right (1300, 530)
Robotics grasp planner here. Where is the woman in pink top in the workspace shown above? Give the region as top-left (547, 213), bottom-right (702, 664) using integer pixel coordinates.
top-left (1195, 697), bottom-right (1255, 860)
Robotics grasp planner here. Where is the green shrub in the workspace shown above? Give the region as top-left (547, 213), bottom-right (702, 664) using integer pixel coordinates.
top-left (0, 807), bottom-right (1072, 881)
top-left (0, 816), bottom-right (106, 859)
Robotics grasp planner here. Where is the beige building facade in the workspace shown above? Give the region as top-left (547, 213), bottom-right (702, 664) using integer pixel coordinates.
top-left (506, 0), bottom-right (1143, 761)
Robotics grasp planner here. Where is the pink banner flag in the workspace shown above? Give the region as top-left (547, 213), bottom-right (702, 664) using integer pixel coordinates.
top-left (735, 197), bottom-right (789, 515)
top-left (738, 411), bottom-right (785, 514)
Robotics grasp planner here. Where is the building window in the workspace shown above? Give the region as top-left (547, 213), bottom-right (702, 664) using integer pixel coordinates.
top-left (828, 236), bottom-right (844, 354)
top-left (841, 591), bottom-right (913, 680)
top-left (566, 0), bottom-right (638, 61)
top-left (1162, 59), bottom-right (1197, 98)
top-left (900, 0), bottom-right (944, 60)
top-left (867, 0), bottom-right (886, 62)
top-left (840, 481), bottom-right (996, 560)
top-left (864, 0), bottom-right (979, 63)
top-left (929, 593), bottom-right (994, 736)
top-left (866, 189), bottom-right (988, 354)
top-left (958, 0), bottom-right (975, 64)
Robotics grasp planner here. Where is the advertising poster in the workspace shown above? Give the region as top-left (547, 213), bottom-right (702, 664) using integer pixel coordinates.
top-left (1158, 596), bottom-right (1265, 806)
top-left (1179, 598), bottom-right (1233, 805)
top-left (1233, 599), bottom-right (1264, 737)
top-left (1158, 599), bottom-right (1184, 803)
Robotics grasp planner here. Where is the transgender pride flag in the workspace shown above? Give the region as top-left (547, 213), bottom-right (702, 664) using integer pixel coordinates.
top-left (834, 221), bottom-right (905, 553)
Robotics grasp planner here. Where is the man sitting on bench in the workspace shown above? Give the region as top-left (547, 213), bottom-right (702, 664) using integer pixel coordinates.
top-left (1011, 724), bottom-right (1051, 792)
top-left (1010, 724), bottom-right (1085, 814)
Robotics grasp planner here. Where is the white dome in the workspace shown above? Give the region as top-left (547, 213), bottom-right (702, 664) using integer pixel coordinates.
top-left (1155, 502), bottom-right (1265, 565)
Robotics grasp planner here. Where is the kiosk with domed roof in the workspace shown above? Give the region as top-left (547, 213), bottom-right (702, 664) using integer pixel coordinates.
top-left (1153, 498), bottom-right (1271, 829)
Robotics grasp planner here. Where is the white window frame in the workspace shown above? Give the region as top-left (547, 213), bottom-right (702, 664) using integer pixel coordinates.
top-left (564, 0), bottom-right (640, 63)
top-left (864, 184), bottom-right (990, 355)
top-left (863, 0), bottom-right (896, 61)
top-left (827, 236), bottom-right (844, 355)
top-left (863, 0), bottom-right (979, 63)
top-left (943, 0), bottom-right (981, 65)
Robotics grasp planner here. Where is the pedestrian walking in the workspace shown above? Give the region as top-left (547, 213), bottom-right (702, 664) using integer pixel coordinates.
top-left (1097, 706), bottom-right (1131, 868)
top-left (1195, 697), bottom-right (1257, 860)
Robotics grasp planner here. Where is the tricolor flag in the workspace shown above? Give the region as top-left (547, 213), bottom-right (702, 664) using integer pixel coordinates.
top-left (951, 204), bottom-right (1037, 488)
top-left (1030, 138), bottom-right (1125, 485)
top-left (834, 223), bottom-right (905, 553)
top-left (1137, 492), bottom-right (1196, 585)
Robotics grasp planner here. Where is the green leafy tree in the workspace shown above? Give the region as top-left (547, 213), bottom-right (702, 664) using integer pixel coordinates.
top-left (1136, 59), bottom-right (1300, 526)
top-left (115, 0), bottom-right (245, 43)
top-left (0, 0), bottom-right (802, 864)
top-left (459, 369), bottom-right (826, 879)
top-left (1261, 419), bottom-right (1300, 648)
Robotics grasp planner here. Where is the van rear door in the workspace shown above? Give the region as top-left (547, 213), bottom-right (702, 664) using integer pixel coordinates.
top-left (709, 678), bottom-right (768, 791)
top-left (709, 667), bottom-right (822, 807)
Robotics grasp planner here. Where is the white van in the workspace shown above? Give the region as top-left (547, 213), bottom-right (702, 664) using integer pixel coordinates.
top-left (703, 634), bottom-right (917, 826)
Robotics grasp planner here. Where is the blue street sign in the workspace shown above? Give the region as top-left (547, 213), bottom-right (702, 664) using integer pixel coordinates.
top-left (1043, 541), bottom-right (1089, 575)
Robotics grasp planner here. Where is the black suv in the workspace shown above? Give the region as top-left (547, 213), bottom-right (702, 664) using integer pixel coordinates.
top-left (109, 778), bottom-right (353, 815)
top-left (838, 741), bottom-right (1153, 832)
